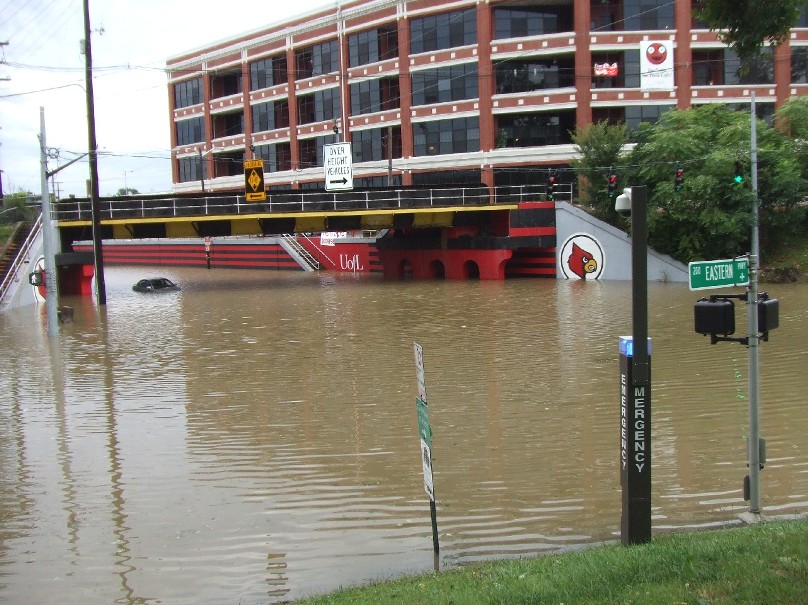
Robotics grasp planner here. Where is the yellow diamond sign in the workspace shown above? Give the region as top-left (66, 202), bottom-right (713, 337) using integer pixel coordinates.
top-left (244, 159), bottom-right (266, 201)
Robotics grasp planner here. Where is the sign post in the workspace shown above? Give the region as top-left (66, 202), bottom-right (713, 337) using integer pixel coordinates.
top-left (413, 342), bottom-right (439, 557)
top-left (324, 143), bottom-right (353, 191)
top-left (689, 258), bottom-right (750, 291)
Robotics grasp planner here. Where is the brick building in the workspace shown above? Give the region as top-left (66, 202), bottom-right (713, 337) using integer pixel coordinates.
top-left (167, 0), bottom-right (808, 194)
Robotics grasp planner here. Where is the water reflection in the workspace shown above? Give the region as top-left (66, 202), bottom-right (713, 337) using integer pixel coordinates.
top-left (1, 268), bottom-right (806, 604)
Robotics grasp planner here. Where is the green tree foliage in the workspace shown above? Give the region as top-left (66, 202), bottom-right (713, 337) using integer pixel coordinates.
top-left (1, 190), bottom-right (38, 224)
top-left (571, 121), bottom-right (629, 220)
top-left (113, 187), bottom-right (140, 197)
top-left (627, 105), bottom-right (807, 262)
top-left (696, 0), bottom-right (804, 61)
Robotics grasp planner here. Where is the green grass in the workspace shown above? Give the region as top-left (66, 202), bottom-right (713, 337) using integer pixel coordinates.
top-left (296, 519), bottom-right (808, 604)
top-left (763, 231), bottom-right (808, 271)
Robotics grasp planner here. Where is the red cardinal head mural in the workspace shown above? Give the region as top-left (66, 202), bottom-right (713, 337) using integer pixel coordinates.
top-left (567, 242), bottom-right (598, 279)
top-left (645, 43), bottom-right (667, 65)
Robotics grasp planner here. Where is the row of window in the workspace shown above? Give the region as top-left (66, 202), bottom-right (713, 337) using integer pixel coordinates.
top-left (178, 100), bottom-right (782, 184)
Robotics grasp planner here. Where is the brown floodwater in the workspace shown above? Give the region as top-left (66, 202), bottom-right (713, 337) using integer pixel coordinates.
top-left (1, 267), bottom-right (806, 604)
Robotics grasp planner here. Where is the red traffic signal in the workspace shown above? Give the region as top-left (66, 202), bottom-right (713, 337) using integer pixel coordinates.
top-left (674, 167), bottom-right (684, 191)
top-left (607, 174), bottom-right (618, 198)
top-left (547, 174), bottom-right (558, 200)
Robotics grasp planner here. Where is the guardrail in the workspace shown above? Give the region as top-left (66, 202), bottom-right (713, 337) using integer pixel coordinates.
top-left (52, 184), bottom-right (569, 223)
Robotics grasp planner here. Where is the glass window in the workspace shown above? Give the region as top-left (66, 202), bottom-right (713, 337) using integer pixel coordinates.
top-left (624, 104), bottom-right (673, 130)
top-left (494, 6), bottom-right (573, 39)
top-left (410, 9), bottom-right (476, 54)
top-left (250, 54), bottom-right (288, 90)
top-left (297, 88), bottom-right (341, 125)
top-left (296, 40), bottom-right (339, 79)
top-left (591, 50), bottom-right (640, 88)
top-left (412, 63), bottom-right (478, 106)
top-left (495, 111), bottom-right (575, 148)
top-left (298, 136), bottom-right (332, 168)
top-left (412, 170), bottom-right (481, 185)
top-left (494, 58), bottom-right (575, 93)
top-left (254, 142), bottom-right (292, 172)
top-left (792, 47), bottom-right (808, 84)
top-left (413, 117), bottom-right (480, 156)
top-left (348, 26), bottom-right (399, 67)
top-left (724, 48), bottom-right (774, 85)
top-left (252, 99), bottom-right (290, 133)
top-left (178, 156), bottom-right (206, 183)
top-left (622, 0), bottom-right (674, 30)
top-left (174, 78), bottom-right (202, 109)
top-left (212, 112), bottom-right (244, 138)
top-left (176, 117), bottom-right (205, 146)
top-left (352, 126), bottom-right (402, 163)
top-left (350, 77), bottom-right (400, 115)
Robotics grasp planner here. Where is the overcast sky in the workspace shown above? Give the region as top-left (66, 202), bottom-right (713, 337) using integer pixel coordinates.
top-left (1, 0), bottom-right (336, 198)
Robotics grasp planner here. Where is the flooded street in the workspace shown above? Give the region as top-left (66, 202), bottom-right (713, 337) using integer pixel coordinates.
top-left (2, 267), bottom-right (807, 604)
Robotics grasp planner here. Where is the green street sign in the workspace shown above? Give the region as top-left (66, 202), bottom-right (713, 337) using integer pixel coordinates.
top-left (416, 398), bottom-right (431, 446)
top-left (689, 258), bottom-right (749, 291)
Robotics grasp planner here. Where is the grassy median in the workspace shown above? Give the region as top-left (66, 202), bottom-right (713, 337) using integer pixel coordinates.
top-left (296, 519), bottom-right (808, 604)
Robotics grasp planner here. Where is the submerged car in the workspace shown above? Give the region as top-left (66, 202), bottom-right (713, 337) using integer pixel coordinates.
top-left (132, 277), bottom-right (180, 293)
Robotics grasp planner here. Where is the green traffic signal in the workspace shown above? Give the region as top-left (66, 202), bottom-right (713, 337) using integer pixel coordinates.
top-left (734, 161), bottom-right (744, 184)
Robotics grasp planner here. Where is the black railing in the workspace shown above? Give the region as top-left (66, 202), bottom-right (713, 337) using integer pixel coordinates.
top-left (53, 184), bottom-right (571, 222)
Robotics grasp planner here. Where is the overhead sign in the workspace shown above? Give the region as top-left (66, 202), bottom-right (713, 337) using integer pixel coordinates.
top-left (689, 258), bottom-right (750, 291)
top-left (323, 142), bottom-right (353, 191)
top-left (244, 159), bottom-right (266, 202)
top-left (640, 41), bottom-right (674, 91)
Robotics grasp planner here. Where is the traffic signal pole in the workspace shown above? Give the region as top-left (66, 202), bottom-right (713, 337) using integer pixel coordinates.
top-left (745, 94), bottom-right (762, 518)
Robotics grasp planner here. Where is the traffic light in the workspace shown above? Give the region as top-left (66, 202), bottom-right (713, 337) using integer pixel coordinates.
top-left (734, 161), bottom-right (744, 184)
top-left (674, 167), bottom-right (684, 192)
top-left (547, 173), bottom-right (558, 200)
top-left (607, 174), bottom-right (618, 198)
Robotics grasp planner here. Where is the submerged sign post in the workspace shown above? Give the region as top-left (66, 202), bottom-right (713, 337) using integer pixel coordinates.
top-left (689, 258), bottom-right (749, 291)
top-left (324, 142), bottom-right (353, 191)
top-left (413, 342), bottom-right (439, 557)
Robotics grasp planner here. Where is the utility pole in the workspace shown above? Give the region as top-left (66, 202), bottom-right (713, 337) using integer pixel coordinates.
top-left (40, 108), bottom-right (60, 337)
top-left (83, 0), bottom-right (106, 306)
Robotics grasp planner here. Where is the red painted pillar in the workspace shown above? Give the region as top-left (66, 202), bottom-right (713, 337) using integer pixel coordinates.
top-left (675, 0), bottom-right (693, 109)
top-left (574, 0), bottom-right (592, 131)
top-left (397, 11), bottom-right (414, 186)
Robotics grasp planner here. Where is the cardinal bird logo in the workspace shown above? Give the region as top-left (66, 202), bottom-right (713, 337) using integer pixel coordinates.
top-left (645, 43), bottom-right (667, 65)
top-left (558, 234), bottom-right (605, 280)
top-left (567, 242), bottom-right (598, 279)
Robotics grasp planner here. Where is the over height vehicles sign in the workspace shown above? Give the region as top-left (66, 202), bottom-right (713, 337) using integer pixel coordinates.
top-left (323, 143), bottom-right (353, 191)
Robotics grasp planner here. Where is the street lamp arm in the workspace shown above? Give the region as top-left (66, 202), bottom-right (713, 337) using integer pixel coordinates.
top-left (46, 152), bottom-right (89, 179)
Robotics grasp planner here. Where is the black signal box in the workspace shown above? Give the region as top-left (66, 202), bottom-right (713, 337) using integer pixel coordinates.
top-left (758, 298), bottom-right (779, 333)
top-left (694, 298), bottom-right (735, 335)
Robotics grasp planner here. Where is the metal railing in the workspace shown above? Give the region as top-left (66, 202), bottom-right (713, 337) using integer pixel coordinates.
top-left (53, 184), bottom-right (570, 223)
top-left (0, 215), bottom-right (42, 308)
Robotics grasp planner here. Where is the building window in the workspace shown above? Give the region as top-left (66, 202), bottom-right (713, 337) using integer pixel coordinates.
top-left (495, 111), bottom-right (575, 148)
top-left (591, 1), bottom-right (621, 32)
top-left (348, 26), bottom-right (399, 67)
top-left (254, 142), bottom-right (292, 172)
top-left (252, 99), bottom-right (290, 132)
top-left (412, 170), bottom-right (481, 186)
top-left (692, 50), bottom-right (725, 85)
top-left (350, 77), bottom-right (400, 115)
top-left (792, 47), bottom-right (808, 83)
top-left (409, 9), bottom-right (477, 54)
top-left (296, 40), bottom-right (339, 79)
top-left (352, 126), bottom-right (402, 163)
top-left (413, 117), bottom-right (480, 156)
top-left (590, 51), bottom-right (640, 88)
top-left (176, 117), bottom-right (205, 146)
top-left (211, 71), bottom-right (242, 99)
top-left (297, 88), bottom-right (341, 125)
top-left (494, 58), bottom-right (575, 93)
top-left (624, 104), bottom-right (673, 130)
top-left (494, 6), bottom-right (573, 39)
top-left (213, 151), bottom-right (245, 178)
top-left (298, 135), bottom-right (332, 168)
top-left (212, 111), bottom-right (244, 139)
top-left (174, 78), bottom-right (202, 109)
top-left (412, 63), bottom-right (478, 106)
top-left (250, 54), bottom-right (288, 90)
top-left (622, 0), bottom-right (674, 31)
top-left (719, 48), bottom-right (774, 85)
top-left (178, 156), bottom-right (206, 183)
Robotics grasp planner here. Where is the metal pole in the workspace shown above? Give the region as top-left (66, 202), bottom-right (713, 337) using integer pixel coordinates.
top-left (83, 0), bottom-right (106, 306)
top-left (746, 94), bottom-right (761, 516)
top-left (40, 108), bottom-right (59, 337)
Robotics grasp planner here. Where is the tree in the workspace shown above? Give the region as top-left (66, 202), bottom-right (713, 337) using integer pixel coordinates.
top-left (570, 121), bottom-right (629, 221)
top-left (627, 105), bottom-right (807, 262)
top-left (113, 187), bottom-right (140, 197)
top-left (696, 0), bottom-right (804, 62)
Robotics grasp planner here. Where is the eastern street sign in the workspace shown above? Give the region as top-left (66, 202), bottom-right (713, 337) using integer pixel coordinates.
top-left (689, 258), bottom-right (749, 291)
top-left (323, 143), bottom-right (353, 191)
top-left (244, 159), bottom-right (266, 202)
